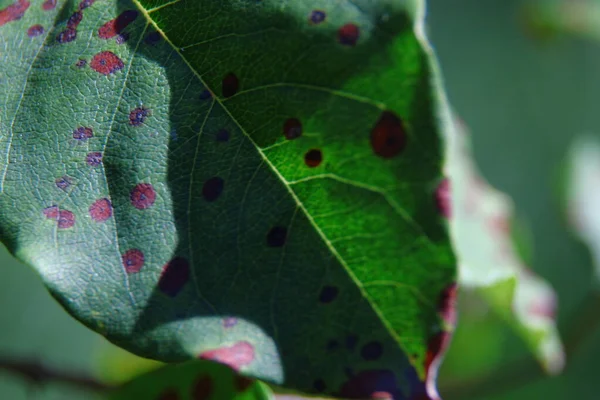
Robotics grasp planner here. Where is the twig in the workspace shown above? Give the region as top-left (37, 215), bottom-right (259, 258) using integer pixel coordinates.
top-left (0, 356), bottom-right (113, 393)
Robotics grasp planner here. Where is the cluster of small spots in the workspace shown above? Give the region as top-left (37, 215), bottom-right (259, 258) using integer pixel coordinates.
top-left (223, 317), bottom-right (237, 328)
top-left (0, 0), bottom-right (30, 27)
top-left (56, 8), bottom-right (83, 44)
top-left (55, 176), bottom-right (72, 190)
top-left (41, 0), bottom-right (55, 11)
top-left (90, 51), bottom-right (124, 75)
top-left (319, 285), bottom-right (339, 304)
top-left (44, 206), bottom-right (75, 229)
top-left (27, 24), bottom-right (44, 37)
top-left (98, 10), bottom-right (138, 39)
top-left (283, 118), bottom-right (302, 140)
top-left (338, 23), bottom-right (360, 46)
top-left (370, 111), bottom-right (407, 158)
top-left (158, 257), bottom-right (190, 297)
top-left (215, 128), bottom-right (229, 142)
top-left (360, 341), bottom-right (383, 361)
top-left (435, 178), bottom-right (451, 219)
top-left (191, 375), bottom-right (213, 400)
top-left (130, 183), bottom-right (156, 209)
top-left (221, 73), bottom-right (239, 98)
top-left (266, 226), bottom-right (287, 247)
top-left (89, 198), bottom-right (112, 222)
top-left (122, 249), bottom-right (144, 273)
top-left (199, 341), bottom-right (255, 371)
top-left (86, 152), bottom-right (102, 166)
top-left (199, 89), bottom-right (212, 100)
top-left (145, 30), bottom-right (162, 45)
top-left (75, 59), bottom-right (87, 68)
top-left (304, 149), bottom-right (322, 167)
top-left (202, 177), bottom-right (224, 202)
top-left (129, 107), bottom-right (150, 126)
top-left (73, 126), bottom-right (93, 140)
top-left (310, 10), bottom-right (326, 24)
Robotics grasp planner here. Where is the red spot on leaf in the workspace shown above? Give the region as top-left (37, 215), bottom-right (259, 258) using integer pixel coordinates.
top-left (27, 24), bottom-right (44, 37)
top-left (199, 341), bottom-right (255, 371)
top-left (129, 107), bottom-right (150, 126)
top-left (90, 51), bottom-right (124, 75)
top-left (42, 0), bottom-right (56, 11)
top-left (191, 375), bottom-right (213, 400)
top-left (86, 152), bottom-right (102, 166)
top-left (130, 183), bottom-right (156, 209)
top-left (98, 10), bottom-right (138, 39)
top-left (89, 198), bottom-right (112, 222)
top-left (73, 126), bottom-right (93, 140)
top-left (435, 179), bottom-right (451, 219)
top-left (44, 206), bottom-right (75, 229)
top-left (338, 23), bottom-right (360, 46)
top-left (122, 249), bottom-right (145, 274)
top-left (43, 205), bottom-right (59, 219)
top-left (370, 111), bottom-right (407, 158)
top-left (158, 257), bottom-right (190, 297)
top-left (0, 0), bottom-right (30, 27)
top-left (222, 73), bottom-right (239, 98)
top-left (304, 149), bottom-right (322, 167)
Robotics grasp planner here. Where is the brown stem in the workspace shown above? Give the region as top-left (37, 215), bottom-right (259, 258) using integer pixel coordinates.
top-left (0, 356), bottom-right (113, 393)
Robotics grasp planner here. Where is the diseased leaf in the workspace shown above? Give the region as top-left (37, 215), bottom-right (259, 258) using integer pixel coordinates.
top-left (0, 0), bottom-right (455, 398)
top-left (444, 117), bottom-right (564, 374)
top-left (109, 358), bottom-right (273, 400)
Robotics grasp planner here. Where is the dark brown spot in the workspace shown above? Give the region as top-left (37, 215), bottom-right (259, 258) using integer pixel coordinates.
top-left (42, 0), bottom-right (56, 11)
top-left (159, 257), bottom-right (190, 297)
top-left (129, 107), bottom-right (150, 126)
top-left (130, 183), bottom-right (156, 210)
top-left (191, 375), bottom-right (213, 400)
top-left (202, 177), bottom-right (224, 202)
top-left (98, 10), bottom-right (138, 39)
top-left (304, 149), bottom-right (322, 167)
top-left (73, 126), bottom-right (93, 140)
top-left (267, 226), bottom-right (287, 247)
top-left (43, 205), bottom-right (59, 219)
top-left (86, 152), bottom-right (102, 166)
top-left (199, 89), bottom-right (212, 100)
top-left (0, 0), bottom-right (30, 27)
top-left (338, 23), bottom-right (360, 46)
top-left (370, 111), bottom-right (407, 158)
top-left (27, 24), bottom-right (44, 37)
top-left (283, 118), bottom-right (302, 140)
top-left (122, 249), bottom-right (144, 274)
top-left (67, 10), bottom-right (82, 28)
top-left (222, 73), bottom-right (239, 98)
top-left (78, 0), bottom-right (95, 10)
top-left (75, 59), bottom-right (87, 68)
top-left (89, 198), bottom-right (112, 222)
top-left (319, 285), bottom-right (339, 303)
top-left (361, 341), bottom-right (383, 361)
top-left (310, 10), bottom-right (326, 24)
top-left (235, 376), bottom-right (253, 392)
top-left (56, 28), bottom-right (76, 43)
top-left (90, 51), bottom-right (124, 75)
top-left (116, 32), bottom-right (128, 44)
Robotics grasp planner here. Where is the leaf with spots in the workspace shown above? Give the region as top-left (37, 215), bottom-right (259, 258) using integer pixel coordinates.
top-left (109, 358), bottom-right (273, 400)
top-left (0, 0), bottom-right (455, 399)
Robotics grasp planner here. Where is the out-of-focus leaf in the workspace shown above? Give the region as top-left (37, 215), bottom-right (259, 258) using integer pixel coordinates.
top-left (444, 117), bottom-right (564, 373)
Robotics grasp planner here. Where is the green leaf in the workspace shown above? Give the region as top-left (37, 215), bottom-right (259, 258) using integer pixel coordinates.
top-left (444, 117), bottom-right (564, 373)
top-left (0, 0), bottom-right (455, 397)
top-left (109, 358), bottom-right (273, 400)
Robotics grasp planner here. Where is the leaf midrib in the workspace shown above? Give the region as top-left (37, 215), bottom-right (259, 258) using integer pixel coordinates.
top-left (132, 0), bottom-right (419, 361)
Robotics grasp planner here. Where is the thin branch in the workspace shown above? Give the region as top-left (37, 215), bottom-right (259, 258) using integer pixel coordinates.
top-left (0, 356), bottom-right (113, 393)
